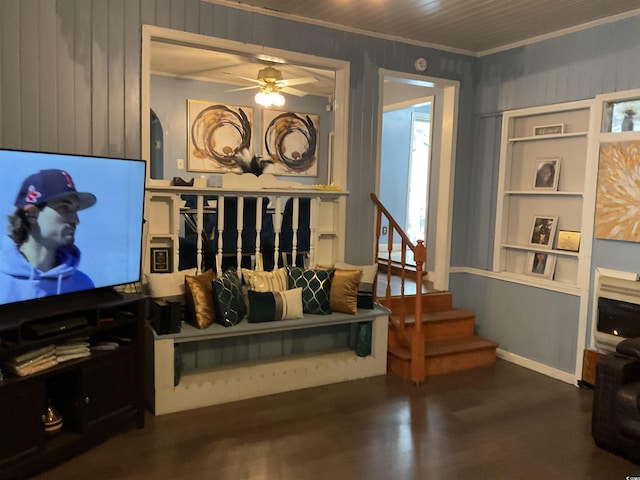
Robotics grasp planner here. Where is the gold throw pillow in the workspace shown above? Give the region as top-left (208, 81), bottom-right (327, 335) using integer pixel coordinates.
top-left (184, 269), bottom-right (216, 329)
top-left (329, 269), bottom-right (362, 315)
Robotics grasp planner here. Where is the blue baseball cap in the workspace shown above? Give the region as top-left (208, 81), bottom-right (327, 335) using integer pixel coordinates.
top-left (15, 169), bottom-right (97, 210)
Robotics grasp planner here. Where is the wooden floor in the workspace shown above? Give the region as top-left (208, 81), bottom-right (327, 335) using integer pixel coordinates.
top-left (34, 360), bottom-right (638, 480)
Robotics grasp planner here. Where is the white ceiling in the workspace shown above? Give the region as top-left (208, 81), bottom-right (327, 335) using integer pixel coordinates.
top-left (207, 0), bottom-right (640, 55)
top-left (151, 41), bottom-right (337, 97)
top-left (151, 1), bottom-right (640, 102)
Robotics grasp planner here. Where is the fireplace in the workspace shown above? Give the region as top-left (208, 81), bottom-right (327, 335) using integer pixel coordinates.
top-left (594, 269), bottom-right (640, 352)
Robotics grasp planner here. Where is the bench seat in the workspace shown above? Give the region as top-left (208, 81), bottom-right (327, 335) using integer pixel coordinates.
top-left (145, 305), bottom-right (390, 415)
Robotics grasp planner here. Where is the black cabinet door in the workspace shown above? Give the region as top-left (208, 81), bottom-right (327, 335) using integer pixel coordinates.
top-left (82, 346), bottom-right (136, 430)
top-left (0, 381), bottom-right (45, 465)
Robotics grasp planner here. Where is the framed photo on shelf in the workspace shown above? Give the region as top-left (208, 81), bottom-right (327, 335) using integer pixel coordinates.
top-left (533, 158), bottom-right (561, 190)
top-left (150, 247), bottom-right (173, 273)
top-left (603, 99), bottom-right (640, 132)
top-left (533, 123), bottom-right (564, 136)
top-left (524, 251), bottom-right (557, 279)
top-left (529, 215), bottom-right (557, 248)
top-left (556, 230), bottom-right (581, 252)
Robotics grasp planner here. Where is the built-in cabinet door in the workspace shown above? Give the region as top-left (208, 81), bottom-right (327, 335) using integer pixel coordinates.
top-left (0, 381), bottom-right (45, 464)
top-left (82, 346), bottom-right (136, 430)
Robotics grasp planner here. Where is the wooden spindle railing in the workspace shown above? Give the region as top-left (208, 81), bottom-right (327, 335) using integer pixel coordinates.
top-left (371, 193), bottom-right (427, 384)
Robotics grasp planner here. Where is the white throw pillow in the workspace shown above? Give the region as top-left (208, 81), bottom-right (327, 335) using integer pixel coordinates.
top-left (242, 267), bottom-right (288, 292)
top-left (144, 268), bottom-right (197, 298)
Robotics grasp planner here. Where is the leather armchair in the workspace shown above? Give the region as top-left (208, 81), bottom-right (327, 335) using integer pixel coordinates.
top-left (592, 337), bottom-right (640, 463)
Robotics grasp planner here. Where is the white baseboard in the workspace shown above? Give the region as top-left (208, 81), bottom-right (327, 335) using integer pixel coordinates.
top-left (497, 348), bottom-right (577, 385)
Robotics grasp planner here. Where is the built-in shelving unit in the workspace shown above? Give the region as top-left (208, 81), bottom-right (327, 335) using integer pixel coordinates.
top-left (493, 99), bottom-right (594, 291)
top-left (0, 292), bottom-right (146, 480)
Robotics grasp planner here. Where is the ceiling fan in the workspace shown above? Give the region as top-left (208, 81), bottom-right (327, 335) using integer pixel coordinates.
top-left (226, 64), bottom-right (318, 98)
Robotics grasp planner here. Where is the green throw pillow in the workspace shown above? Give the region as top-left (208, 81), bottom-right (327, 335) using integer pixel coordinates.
top-left (212, 268), bottom-right (246, 327)
top-left (287, 266), bottom-right (333, 315)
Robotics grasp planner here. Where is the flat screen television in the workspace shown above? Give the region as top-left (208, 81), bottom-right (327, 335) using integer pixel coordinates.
top-left (0, 148), bottom-right (146, 316)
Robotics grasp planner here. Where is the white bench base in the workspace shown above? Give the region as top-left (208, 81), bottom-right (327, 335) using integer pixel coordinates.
top-left (145, 306), bottom-right (389, 415)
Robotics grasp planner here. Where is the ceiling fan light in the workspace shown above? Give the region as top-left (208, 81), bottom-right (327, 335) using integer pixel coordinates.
top-left (255, 89), bottom-right (285, 107)
top-left (272, 91), bottom-right (285, 106)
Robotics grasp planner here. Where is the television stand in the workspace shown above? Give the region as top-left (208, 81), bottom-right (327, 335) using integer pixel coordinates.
top-left (0, 293), bottom-right (147, 480)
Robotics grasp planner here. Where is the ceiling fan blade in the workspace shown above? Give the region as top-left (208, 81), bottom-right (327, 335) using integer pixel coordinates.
top-left (280, 76), bottom-right (318, 87)
top-left (221, 72), bottom-right (263, 85)
top-left (227, 85), bottom-right (260, 92)
top-left (281, 86), bottom-right (308, 97)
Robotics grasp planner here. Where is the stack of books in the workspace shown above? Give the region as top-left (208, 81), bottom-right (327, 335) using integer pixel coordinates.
top-left (55, 339), bottom-right (91, 363)
top-left (3, 345), bottom-right (58, 377)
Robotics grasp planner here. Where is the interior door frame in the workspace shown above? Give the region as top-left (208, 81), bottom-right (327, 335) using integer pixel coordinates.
top-left (376, 69), bottom-right (459, 291)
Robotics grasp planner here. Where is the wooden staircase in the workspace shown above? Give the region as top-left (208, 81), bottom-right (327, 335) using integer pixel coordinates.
top-left (379, 291), bottom-right (499, 381)
top-left (371, 192), bottom-right (499, 384)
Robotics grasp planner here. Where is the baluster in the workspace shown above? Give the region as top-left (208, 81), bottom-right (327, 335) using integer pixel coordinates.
top-left (273, 196), bottom-right (282, 269)
top-left (386, 228), bottom-right (393, 305)
top-left (196, 194), bottom-right (204, 274)
top-left (236, 197), bottom-right (244, 270)
top-left (292, 197), bottom-right (299, 266)
top-left (308, 197), bottom-right (319, 269)
top-left (216, 196), bottom-right (225, 277)
top-left (255, 197), bottom-right (263, 271)
top-left (400, 240), bottom-right (407, 297)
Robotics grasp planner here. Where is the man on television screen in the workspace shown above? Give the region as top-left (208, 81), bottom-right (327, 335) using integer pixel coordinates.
top-left (0, 169), bottom-right (97, 303)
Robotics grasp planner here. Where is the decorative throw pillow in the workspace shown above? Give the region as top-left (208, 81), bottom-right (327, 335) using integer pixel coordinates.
top-left (334, 262), bottom-right (378, 309)
top-left (212, 268), bottom-right (247, 327)
top-left (242, 267), bottom-right (288, 292)
top-left (329, 269), bottom-right (362, 315)
top-left (247, 288), bottom-right (303, 323)
top-left (184, 269), bottom-right (216, 329)
top-left (287, 266), bottom-right (333, 315)
top-left (145, 268), bottom-right (197, 298)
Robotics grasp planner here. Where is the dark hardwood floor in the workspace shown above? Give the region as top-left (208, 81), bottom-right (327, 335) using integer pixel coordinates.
top-left (33, 360), bottom-right (638, 480)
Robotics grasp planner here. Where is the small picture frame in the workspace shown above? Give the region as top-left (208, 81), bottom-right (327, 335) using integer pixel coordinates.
top-left (525, 251), bottom-right (557, 279)
top-left (533, 123), bottom-right (564, 136)
top-left (529, 215), bottom-right (557, 248)
top-left (150, 247), bottom-right (173, 273)
top-left (533, 158), bottom-right (561, 190)
top-left (556, 230), bottom-right (581, 252)
top-left (603, 100), bottom-right (640, 133)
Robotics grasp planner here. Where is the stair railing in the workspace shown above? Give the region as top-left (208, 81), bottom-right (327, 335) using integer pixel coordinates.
top-left (370, 193), bottom-right (427, 384)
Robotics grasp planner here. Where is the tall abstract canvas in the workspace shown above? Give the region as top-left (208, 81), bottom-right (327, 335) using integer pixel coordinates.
top-left (595, 141), bottom-right (640, 241)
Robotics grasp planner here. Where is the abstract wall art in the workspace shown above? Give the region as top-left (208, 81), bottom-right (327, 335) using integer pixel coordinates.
top-left (187, 100), bottom-right (253, 173)
top-left (261, 110), bottom-right (319, 176)
top-left (595, 141), bottom-right (640, 241)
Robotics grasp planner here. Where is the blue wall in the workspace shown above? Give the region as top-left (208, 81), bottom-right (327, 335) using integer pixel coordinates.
top-left (0, 0), bottom-right (475, 267)
top-left (151, 75), bottom-right (332, 184)
top-left (450, 14), bottom-right (640, 377)
top-left (3, 0), bottom-right (640, 378)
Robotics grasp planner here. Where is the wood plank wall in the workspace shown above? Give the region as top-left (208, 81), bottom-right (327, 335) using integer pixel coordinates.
top-left (0, 0), bottom-right (474, 266)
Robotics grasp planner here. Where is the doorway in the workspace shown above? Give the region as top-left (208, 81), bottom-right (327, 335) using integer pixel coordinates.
top-left (377, 71), bottom-right (458, 291)
top-left (406, 109), bottom-right (432, 244)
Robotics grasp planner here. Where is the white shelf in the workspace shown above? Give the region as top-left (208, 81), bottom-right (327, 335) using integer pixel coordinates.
top-left (501, 244), bottom-right (579, 258)
top-left (493, 99), bottom-right (593, 286)
top-left (504, 190), bottom-right (582, 196)
top-left (508, 131), bottom-right (588, 142)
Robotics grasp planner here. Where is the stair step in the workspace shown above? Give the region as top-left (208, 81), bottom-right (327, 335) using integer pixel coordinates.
top-left (392, 308), bottom-right (475, 324)
top-left (389, 308), bottom-right (476, 341)
top-left (387, 335), bottom-right (499, 379)
top-left (425, 336), bottom-right (499, 357)
top-left (388, 335), bottom-right (498, 360)
top-left (379, 291), bottom-right (452, 313)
